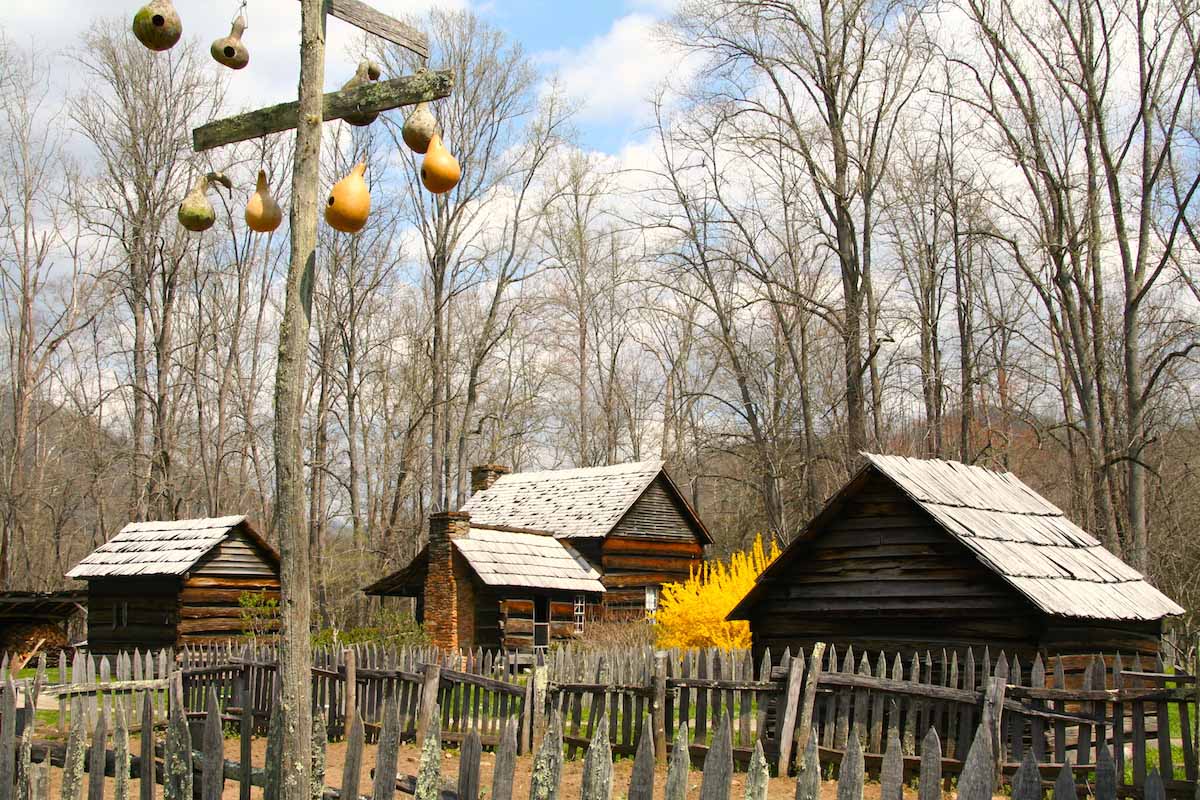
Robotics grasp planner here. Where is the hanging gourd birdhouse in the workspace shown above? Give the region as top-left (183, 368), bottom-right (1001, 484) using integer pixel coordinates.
top-left (325, 162), bottom-right (370, 233)
top-left (341, 61), bottom-right (383, 127)
top-left (402, 102), bottom-right (438, 154)
top-left (420, 134), bottom-right (461, 194)
top-left (132, 0), bottom-right (182, 52)
top-left (245, 170), bottom-right (283, 233)
top-left (211, 15), bottom-right (250, 70)
top-left (178, 172), bottom-right (232, 232)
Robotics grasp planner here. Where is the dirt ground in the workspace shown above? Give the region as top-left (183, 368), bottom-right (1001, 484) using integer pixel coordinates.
top-left (46, 735), bottom-right (944, 799)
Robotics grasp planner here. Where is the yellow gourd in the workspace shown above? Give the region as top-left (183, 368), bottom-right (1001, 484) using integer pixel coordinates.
top-left (402, 102), bottom-right (438, 154)
top-left (420, 134), bottom-right (461, 194)
top-left (132, 0), bottom-right (182, 52)
top-left (325, 162), bottom-right (370, 233)
top-left (210, 16), bottom-right (250, 70)
top-left (178, 172), bottom-right (232, 233)
top-left (341, 61), bottom-right (382, 127)
top-left (245, 170), bottom-right (283, 233)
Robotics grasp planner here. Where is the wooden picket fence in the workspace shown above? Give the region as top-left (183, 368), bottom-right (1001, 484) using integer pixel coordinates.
top-left (0, 648), bottom-right (175, 736)
top-left (0, 662), bottom-right (1182, 800)
top-left (2, 639), bottom-right (1194, 798)
top-left (178, 642), bottom-right (536, 753)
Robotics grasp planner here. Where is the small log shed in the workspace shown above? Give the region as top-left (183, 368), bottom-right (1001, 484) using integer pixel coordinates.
top-left (728, 453), bottom-right (1184, 662)
top-left (66, 516), bottom-right (280, 652)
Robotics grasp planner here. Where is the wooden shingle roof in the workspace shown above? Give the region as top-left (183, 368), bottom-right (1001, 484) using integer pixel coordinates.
top-left (362, 529), bottom-right (605, 596)
top-left (731, 453), bottom-right (1183, 623)
top-left (453, 528), bottom-right (604, 592)
top-left (460, 460), bottom-right (668, 539)
top-left (66, 516), bottom-right (275, 579)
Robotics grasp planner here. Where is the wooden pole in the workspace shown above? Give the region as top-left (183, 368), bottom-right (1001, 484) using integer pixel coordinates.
top-left (275, 0), bottom-right (325, 797)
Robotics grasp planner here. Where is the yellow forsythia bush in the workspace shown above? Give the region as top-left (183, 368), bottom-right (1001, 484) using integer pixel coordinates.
top-left (655, 534), bottom-right (780, 650)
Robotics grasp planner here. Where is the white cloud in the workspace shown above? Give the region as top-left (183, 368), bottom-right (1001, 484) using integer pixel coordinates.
top-left (538, 12), bottom-right (694, 127)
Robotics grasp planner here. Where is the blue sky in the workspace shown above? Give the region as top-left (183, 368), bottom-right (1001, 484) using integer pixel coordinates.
top-left (2, 0), bottom-right (686, 157)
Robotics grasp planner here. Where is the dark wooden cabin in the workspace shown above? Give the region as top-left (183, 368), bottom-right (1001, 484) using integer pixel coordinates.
top-left (365, 461), bottom-right (712, 651)
top-left (66, 516), bottom-right (280, 652)
top-left (729, 454), bottom-right (1183, 663)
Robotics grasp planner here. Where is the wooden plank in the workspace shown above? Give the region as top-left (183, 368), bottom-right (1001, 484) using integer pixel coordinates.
top-left (87, 711), bottom-right (106, 800)
top-left (192, 70), bottom-right (454, 152)
top-left (918, 728), bottom-right (941, 800)
top-left (306, 0), bottom-right (428, 57)
top-left (629, 716), bottom-right (655, 800)
top-left (837, 727), bottom-right (865, 800)
top-left (775, 650), bottom-right (805, 775)
top-left (699, 714), bottom-right (732, 800)
top-left (492, 718), bottom-right (517, 800)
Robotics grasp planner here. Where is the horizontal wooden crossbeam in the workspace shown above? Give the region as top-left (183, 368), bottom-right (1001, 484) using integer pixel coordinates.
top-left (307, 0), bottom-right (429, 59)
top-left (192, 69), bottom-right (454, 151)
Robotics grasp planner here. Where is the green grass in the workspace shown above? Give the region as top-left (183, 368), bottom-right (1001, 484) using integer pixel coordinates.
top-left (1124, 745), bottom-right (1189, 783)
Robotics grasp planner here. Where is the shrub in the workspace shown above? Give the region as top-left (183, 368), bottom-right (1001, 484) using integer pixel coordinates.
top-left (654, 534), bottom-right (779, 650)
top-left (567, 618), bottom-right (657, 651)
top-left (238, 590), bottom-right (280, 642)
top-left (311, 606), bottom-right (429, 648)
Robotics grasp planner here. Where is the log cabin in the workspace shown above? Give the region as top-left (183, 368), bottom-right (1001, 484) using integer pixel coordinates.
top-left (365, 461), bottom-right (712, 651)
top-left (66, 516), bottom-right (280, 652)
top-left (728, 453), bottom-right (1183, 663)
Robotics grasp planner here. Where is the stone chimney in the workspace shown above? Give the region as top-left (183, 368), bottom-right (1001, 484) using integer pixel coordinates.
top-left (423, 510), bottom-right (473, 651)
top-left (470, 464), bottom-right (511, 494)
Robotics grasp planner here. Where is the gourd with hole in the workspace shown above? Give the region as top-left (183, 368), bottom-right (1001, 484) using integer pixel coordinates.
top-left (132, 0), bottom-right (182, 52)
top-left (341, 61), bottom-right (383, 127)
top-left (325, 162), bottom-right (370, 233)
top-left (210, 16), bottom-right (250, 70)
top-left (420, 134), bottom-right (461, 194)
top-left (402, 102), bottom-right (438, 154)
top-left (178, 172), bottom-right (232, 233)
top-left (245, 170), bottom-right (283, 233)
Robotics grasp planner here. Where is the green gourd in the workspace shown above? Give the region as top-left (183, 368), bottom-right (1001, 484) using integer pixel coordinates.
top-left (178, 172), bottom-right (232, 233)
top-left (132, 0), bottom-right (182, 52)
top-left (402, 102), bottom-right (438, 154)
top-left (341, 61), bottom-right (382, 127)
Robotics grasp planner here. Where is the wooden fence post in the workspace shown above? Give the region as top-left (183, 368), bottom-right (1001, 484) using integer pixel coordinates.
top-left (374, 697), bottom-right (404, 800)
top-left (699, 713), bottom-right (732, 800)
top-left (412, 709), bottom-right (441, 800)
top-left (0, 680), bottom-right (16, 794)
top-left (415, 663), bottom-right (441, 747)
top-left (665, 721), bottom-right (690, 800)
top-left (745, 741), bottom-right (769, 800)
top-left (918, 727), bottom-right (942, 800)
top-left (652, 651), bottom-right (668, 762)
top-left (492, 718), bottom-right (518, 800)
top-left (837, 726), bottom-right (865, 800)
top-left (343, 648), bottom-right (357, 736)
top-left (775, 648), bottom-right (805, 776)
top-left (582, 712), bottom-right (613, 800)
top-left (202, 688), bottom-right (224, 800)
top-left (881, 731), bottom-right (903, 800)
top-left (796, 644), bottom-right (825, 759)
top-left (529, 711), bottom-right (562, 800)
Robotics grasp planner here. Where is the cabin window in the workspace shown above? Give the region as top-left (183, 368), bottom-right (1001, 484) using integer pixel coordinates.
top-left (645, 586), bottom-right (658, 619)
top-left (573, 595), bottom-right (586, 633)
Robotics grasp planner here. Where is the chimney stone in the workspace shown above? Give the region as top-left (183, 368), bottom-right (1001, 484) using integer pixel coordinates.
top-left (423, 510), bottom-right (472, 651)
top-left (470, 464), bottom-right (511, 494)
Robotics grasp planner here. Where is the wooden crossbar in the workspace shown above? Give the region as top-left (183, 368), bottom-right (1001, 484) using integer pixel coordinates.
top-left (192, 69), bottom-right (453, 151)
top-left (306, 0), bottom-right (428, 58)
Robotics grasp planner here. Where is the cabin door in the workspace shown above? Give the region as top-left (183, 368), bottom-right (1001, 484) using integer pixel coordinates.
top-left (533, 596), bottom-right (550, 650)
